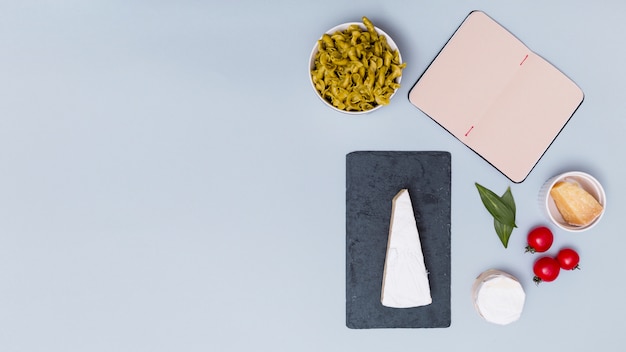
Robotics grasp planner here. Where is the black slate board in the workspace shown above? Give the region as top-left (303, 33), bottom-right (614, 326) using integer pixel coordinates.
top-left (346, 151), bottom-right (451, 329)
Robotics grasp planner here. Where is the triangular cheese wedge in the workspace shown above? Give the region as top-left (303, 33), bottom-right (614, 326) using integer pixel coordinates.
top-left (381, 189), bottom-right (432, 308)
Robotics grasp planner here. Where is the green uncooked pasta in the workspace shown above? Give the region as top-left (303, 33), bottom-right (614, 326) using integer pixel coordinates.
top-left (311, 16), bottom-right (405, 112)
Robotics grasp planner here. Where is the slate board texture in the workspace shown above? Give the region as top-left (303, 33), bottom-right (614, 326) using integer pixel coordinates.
top-left (346, 151), bottom-right (451, 329)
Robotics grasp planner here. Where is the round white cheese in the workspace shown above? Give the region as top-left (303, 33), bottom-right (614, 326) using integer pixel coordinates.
top-left (472, 269), bottom-right (525, 325)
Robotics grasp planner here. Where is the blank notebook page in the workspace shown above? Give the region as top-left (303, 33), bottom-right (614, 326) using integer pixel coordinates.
top-left (409, 11), bottom-right (584, 183)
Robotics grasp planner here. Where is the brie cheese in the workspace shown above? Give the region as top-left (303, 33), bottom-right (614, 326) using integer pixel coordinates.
top-left (472, 269), bottom-right (525, 325)
top-left (381, 189), bottom-right (432, 308)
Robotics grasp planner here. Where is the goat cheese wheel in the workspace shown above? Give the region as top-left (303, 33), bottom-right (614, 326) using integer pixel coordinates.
top-left (472, 269), bottom-right (525, 325)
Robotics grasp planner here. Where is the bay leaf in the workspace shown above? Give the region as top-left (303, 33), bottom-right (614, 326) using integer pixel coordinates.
top-left (494, 219), bottom-right (514, 248)
top-left (495, 186), bottom-right (516, 248)
top-left (475, 183), bottom-right (516, 228)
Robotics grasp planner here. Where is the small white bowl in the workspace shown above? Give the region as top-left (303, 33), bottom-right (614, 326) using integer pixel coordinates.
top-left (308, 22), bottom-right (402, 115)
top-left (539, 171), bottom-right (606, 232)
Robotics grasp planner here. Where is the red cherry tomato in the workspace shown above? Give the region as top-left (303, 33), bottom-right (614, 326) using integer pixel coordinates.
top-left (525, 226), bottom-right (554, 253)
top-left (533, 256), bottom-right (560, 284)
top-left (556, 248), bottom-right (580, 270)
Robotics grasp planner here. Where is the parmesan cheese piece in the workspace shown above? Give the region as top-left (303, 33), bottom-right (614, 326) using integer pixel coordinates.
top-left (550, 181), bottom-right (603, 227)
top-left (381, 189), bottom-right (432, 308)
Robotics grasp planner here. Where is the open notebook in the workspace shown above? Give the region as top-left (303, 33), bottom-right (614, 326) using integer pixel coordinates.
top-left (409, 11), bottom-right (584, 183)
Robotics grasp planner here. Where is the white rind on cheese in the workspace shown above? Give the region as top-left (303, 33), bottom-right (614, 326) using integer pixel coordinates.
top-left (472, 269), bottom-right (525, 325)
top-left (381, 189), bottom-right (432, 308)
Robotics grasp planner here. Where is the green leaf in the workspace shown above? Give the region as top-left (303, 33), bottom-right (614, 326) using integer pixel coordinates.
top-left (494, 219), bottom-right (514, 248)
top-left (495, 187), bottom-right (516, 248)
top-left (475, 183), bottom-right (516, 228)
top-left (500, 187), bottom-right (516, 215)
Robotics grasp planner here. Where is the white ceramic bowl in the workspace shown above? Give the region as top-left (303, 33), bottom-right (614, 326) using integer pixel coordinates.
top-left (308, 22), bottom-right (402, 115)
top-left (539, 171), bottom-right (606, 232)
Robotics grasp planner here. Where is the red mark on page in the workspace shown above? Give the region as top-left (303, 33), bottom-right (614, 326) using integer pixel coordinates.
top-left (465, 125), bottom-right (474, 137)
top-left (520, 54), bottom-right (529, 66)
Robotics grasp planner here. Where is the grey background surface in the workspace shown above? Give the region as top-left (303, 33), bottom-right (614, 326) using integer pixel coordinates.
top-left (0, 1), bottom-right (623, 351)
